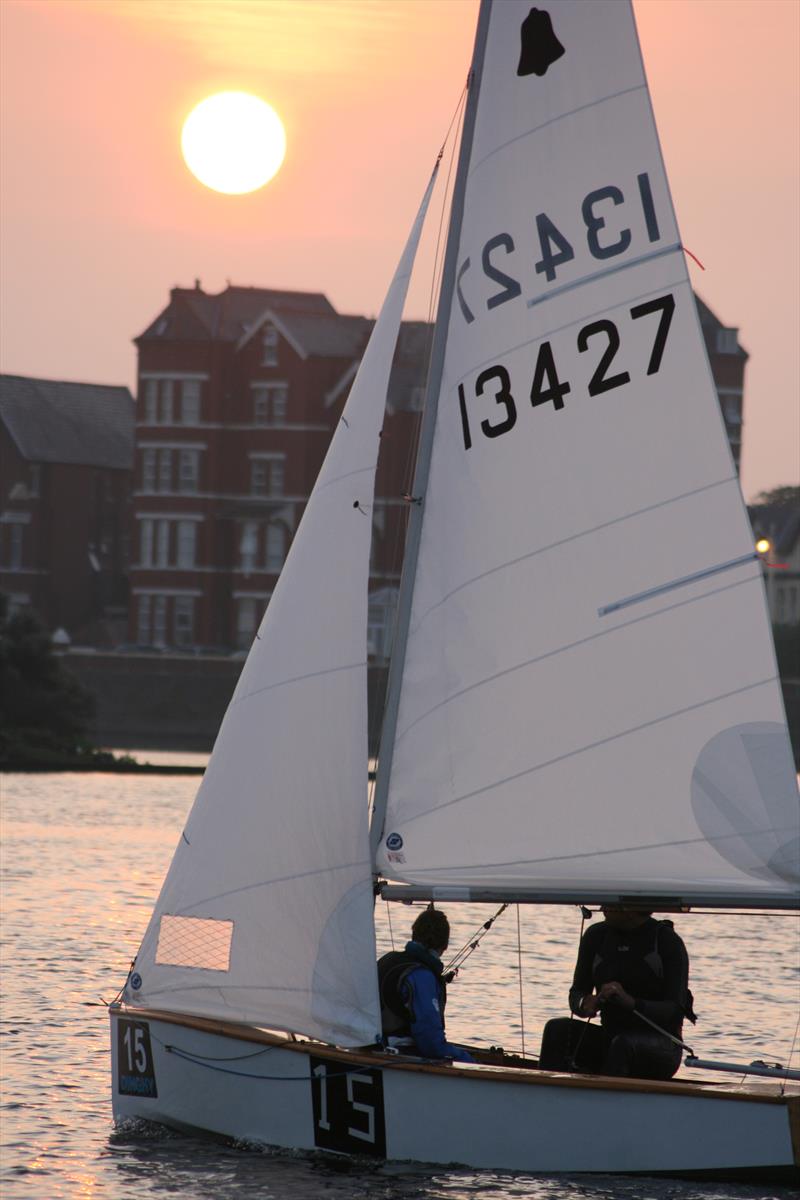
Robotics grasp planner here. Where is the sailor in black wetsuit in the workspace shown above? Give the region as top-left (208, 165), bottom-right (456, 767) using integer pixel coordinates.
top-left (539, 906), bottom-right (695, 1080)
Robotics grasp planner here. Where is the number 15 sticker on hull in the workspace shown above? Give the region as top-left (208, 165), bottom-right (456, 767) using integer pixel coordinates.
top-left (117, 1019), bottom-right (158, 1098)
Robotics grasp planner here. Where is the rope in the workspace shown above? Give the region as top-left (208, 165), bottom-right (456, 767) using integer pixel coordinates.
top-left (165, 1043), bottom-right (371, 1083)
top-left (629, 1006), bottom-right (695, 1056)
top-left (386, 898), bottom-right (396, 951)
top-left (442, 902), bottom-right (508, 976)
top-left (516, 904), bottom-right (526, 1058)
top-left (563, 906), bottom-right (594, 1069)
top-left (569, 906), bottom-right (590, 1029)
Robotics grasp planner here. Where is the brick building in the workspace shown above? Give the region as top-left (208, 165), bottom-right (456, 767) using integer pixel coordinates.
top-left (128, 284), bottom-right (750, 657)
top-left (695, 296), bottom-right (748, 473)
top-left (129, 284), bottom-right (427, 655)
top-left (0, 375), bottom-right (133, 641)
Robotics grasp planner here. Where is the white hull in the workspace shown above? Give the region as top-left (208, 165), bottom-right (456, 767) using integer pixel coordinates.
top-left (111, 1006), bottom-right (799, 1180)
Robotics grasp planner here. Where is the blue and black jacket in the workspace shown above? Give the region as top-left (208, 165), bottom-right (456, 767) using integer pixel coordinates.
top-left (377, 941), bottom-right (474, 1062)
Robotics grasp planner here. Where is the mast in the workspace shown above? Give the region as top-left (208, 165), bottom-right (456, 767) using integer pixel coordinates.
top-left (370, 0), bottom-right (494, 861)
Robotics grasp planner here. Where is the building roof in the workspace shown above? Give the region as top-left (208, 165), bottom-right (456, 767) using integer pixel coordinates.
top-left (0, 375), bottom-right (134, 468)
top-left (262, 310), bottom-right (372, 360)
top-left (137, 284), bottom-right (336, 344)
top-left (694, 294), bottom-right (748, 358)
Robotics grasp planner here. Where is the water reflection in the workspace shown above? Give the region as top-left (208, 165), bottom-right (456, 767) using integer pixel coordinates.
top-left (1, 770), bottom-right (798, 1200)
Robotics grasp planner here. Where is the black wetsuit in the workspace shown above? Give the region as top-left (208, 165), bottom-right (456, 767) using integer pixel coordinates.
top-left (539, 918), bottom-right (695, 1080)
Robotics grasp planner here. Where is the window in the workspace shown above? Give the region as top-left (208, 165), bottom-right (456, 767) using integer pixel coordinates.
top-left (29, 465), bottom-right (41, 497)
top-left (181, 380), bottom-right (201, 424)
top-left (144, 380), bottom-right (158, 424)
top-left (156, 519), bottom-right (170, 566)
top-left (142, 448), bottom-right (156, 492)
top-left (239, 521), bottom-right (259, 572)
top-left (253, 390), bottom-right (269, 425)
top-left (137, 595), bottom-right (152, 644)
top-left (160, 379), bottom-right (174, 424)
top-left (153, 595), bottom-right (167, 646)
top-left (250, 461), bottom-right (267, 497)
top-left (716, 328), bottom-right (739, 354)
top-left (140, 519), bottom-right (154, 566)
top-left (236, 598), bottom-right (258, 649)
top-left (721, 396), bottom-right (742, 426)
top-left (176, 521), bottom-right (196, 568)
top-left (9, 524), bottom-right (23, 569)
top-left (261, 324), bottom-right (279, 366)
top-left (271, 386), bottom-right (287, 422)
top-left (253, 384), bottom-right (287, 425)
top-left (173, 596), bottom-right (195, 646)
top-left (158, 449), bottom-right (172, 492)
top-left (178, 449), bottom-right (199, 493)
top-left (266, 524), bottom-right (285, 571)
top-left (367, 589), bottom-right (398, 661)
top-left (250, 457), bottom-right (284, 497)
top-left (409, 385), bottom-right (426, 411)
top-left (269, 459), bottom-right (284, 496)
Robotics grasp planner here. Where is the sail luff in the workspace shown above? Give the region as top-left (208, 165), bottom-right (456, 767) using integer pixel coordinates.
top-left (370, 0), bottom-right (494, 861)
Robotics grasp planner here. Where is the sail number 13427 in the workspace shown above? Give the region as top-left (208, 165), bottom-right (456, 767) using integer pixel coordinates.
top-left (457, 292), bottom-right (675, 451)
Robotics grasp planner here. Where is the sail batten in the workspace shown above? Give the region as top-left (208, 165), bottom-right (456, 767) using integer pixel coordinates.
top-left (376, 0), bottom-right (799, 906)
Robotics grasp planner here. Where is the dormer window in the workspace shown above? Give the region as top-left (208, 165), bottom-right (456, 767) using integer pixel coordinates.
top-left (261, 324), bottom-right (279, 366)
top-left (716, 328), bottom-right (739, 354)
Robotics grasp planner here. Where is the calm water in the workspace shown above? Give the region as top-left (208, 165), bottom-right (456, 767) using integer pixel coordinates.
top-left (1, 762), bottom-right (798, 1200)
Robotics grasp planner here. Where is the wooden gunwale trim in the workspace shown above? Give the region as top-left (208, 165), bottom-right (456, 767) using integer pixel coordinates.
top-left (111, 1004), bottom-right (795, 1105)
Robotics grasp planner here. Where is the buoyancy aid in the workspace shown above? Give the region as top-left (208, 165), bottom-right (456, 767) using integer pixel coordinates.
top-left (583, 918), bottom-right (696, 1033)
top-left (377, 941), bottom-right (447, 1037)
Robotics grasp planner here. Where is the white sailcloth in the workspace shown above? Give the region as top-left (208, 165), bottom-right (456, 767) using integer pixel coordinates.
top-left (377, 0), bottom-right (799, 904)
top-left (125, 169), bottom-right (438, 1045)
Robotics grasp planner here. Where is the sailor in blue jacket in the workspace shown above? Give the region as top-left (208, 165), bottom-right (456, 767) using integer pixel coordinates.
top-left (377, 907), bottom-right (474, 1062)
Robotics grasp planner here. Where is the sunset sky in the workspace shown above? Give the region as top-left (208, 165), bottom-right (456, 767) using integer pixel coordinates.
top-left (1, 0), bottom-right (797, 502)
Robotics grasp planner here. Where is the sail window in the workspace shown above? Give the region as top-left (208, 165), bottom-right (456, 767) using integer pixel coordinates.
top-left (155, 915), bottom-right (233, 971)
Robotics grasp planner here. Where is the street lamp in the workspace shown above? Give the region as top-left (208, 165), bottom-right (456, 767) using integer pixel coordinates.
top-left (755, 537), bottom-right (775, 619)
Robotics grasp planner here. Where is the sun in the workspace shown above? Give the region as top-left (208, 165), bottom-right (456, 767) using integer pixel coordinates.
top-left (181, 92), bottom-right (286, 195)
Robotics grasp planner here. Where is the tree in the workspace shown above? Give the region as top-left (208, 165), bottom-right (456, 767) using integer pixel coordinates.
top-left (0, 594), bottom-right (96, 764)
top-left (751, 485), bottom-right (800, 508)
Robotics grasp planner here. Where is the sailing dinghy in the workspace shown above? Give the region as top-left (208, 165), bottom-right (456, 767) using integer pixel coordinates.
top-left (111, 0), bottom-right (800, 1178)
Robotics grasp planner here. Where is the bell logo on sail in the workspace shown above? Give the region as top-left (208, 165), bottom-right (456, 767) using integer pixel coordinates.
top-left (517, 7), bottom-right (565, 77)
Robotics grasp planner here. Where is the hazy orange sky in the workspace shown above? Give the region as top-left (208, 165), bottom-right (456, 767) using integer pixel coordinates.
top-left (1, 0), bottom-right (797, 501)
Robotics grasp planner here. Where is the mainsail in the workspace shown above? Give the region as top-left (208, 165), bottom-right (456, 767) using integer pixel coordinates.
top-left (125, 170), bottom-right (438, 1045)
top-left (375, 0), bottom-right (799, 906)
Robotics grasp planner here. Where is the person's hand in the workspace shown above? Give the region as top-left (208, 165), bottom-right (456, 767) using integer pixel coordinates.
top-left (597, 981), bottom-right (635, 1010)
top-left (580, 992), bottom-right (600, 1017)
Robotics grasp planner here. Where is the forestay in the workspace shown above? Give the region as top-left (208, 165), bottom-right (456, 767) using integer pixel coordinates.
top-left (375, 0), bottom-right (799, 905)
top-left (124, 170), bottom-right (438, 1045)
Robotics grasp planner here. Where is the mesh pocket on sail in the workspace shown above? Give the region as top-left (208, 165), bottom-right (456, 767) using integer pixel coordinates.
top-left (155, 915), bottom-right (233, 971)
